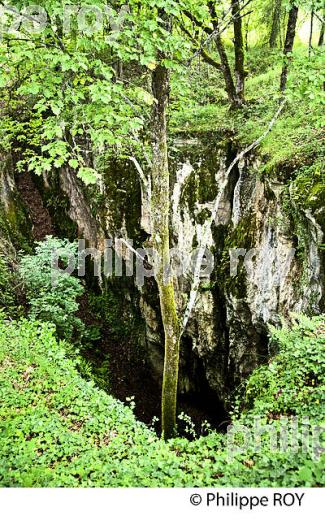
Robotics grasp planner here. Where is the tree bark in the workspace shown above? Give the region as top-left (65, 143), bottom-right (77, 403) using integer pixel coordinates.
top-left (319, 24), bottom-right (325, 46)
top-left (280, 4), bottom-right (298, 93)
top-left (231, 0), bottom-right (245, 103)
top-left (309, 10), bottom-right (314, 59)
top-left (215, 31), bottom-right (239, 105)
top-left (208, 2), bottom-right (240, 107)
top-left (318, 11), bottom-right (324, 46)
top-left (151, 63), bottom-right (180, 440)
top-left (269, 0), bottom-right (282, 48)
top-left (245, 13), bottom-right (251, 51)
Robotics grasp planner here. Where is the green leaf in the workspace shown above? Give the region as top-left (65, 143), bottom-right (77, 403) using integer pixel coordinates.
top-left (77, 167), bottom-right (99, 185)
top-left (298, 467), bottom-right (313, 482)
top-left (68, 159), bottom-right (79, 169)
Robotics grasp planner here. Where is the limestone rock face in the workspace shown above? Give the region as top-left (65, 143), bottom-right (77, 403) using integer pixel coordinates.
top-left (0, 155), bottom-right (15, 214)
top-left (138, 137), bottom-right (324, 401)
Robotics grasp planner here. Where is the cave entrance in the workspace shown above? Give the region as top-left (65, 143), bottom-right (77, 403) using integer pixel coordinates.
top-left (79, 284), bottom-right (229, 439)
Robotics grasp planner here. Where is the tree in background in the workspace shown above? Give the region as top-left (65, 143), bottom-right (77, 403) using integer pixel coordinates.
top-left (269, 0), bottom-right (283, 47)
top-left (280, 2), bottom-right (299, 92)
top-left (208, 1), bottom-right (243, 107)
top-left (317, 8), bottom-right (324, 45)
top-left (182, 0), bottom-right (250, 108)
top-left (231, 0), bottom-right (246, 102)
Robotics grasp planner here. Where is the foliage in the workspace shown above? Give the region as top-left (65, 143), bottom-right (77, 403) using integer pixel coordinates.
top-left (0, 0), bottom-right (201, 176)
top-left (291, 158), bottom-right (325, 212)
top-left (19, 237), bottom-right (84, 340)
top-left (1, 1), bottom-right (321, 179)
top-left (0, 315), bottom-right (324, 487)
top-left (237, 314), bottom-right (325, 420)
top-left (88, 289), bottom-right (143, 341)
top-left (0, 255), bottom-right (17, 317)
top-left (172, 45), bottom-right (324, 177)
top-left (0, 0), bottom-right (324, 485)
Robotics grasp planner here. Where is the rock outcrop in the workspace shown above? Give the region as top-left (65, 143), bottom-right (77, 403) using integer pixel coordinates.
top-left (3, 134), bottom-right (323, 409)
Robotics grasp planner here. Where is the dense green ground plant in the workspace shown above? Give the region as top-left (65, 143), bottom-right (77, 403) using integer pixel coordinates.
top-left (241, 314), bottom-right (325, 420)
top-left (19, 237), bottom-right (84, 340)
top-left (0, 315), bottom-right (324, 487)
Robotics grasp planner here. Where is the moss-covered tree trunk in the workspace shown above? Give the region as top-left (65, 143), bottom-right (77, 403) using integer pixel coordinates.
top-left (215, 30), bottom-right (239, 106)
top-left (231, 0), bottom-right (245, 104)
top-left (319, 10), bottom-right (325, 46)
top-left (208, 2), bottom-right (240, 108)
top-left (280, 4), bottom-right (299, 92)
top-left (151, 63), bottom-right (180, 440)
top-left (269, 0), bottom-right (282, 48)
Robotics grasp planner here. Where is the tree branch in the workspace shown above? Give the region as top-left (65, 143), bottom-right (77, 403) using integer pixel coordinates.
top-left (129, 156), bottom-right (148, 188)
top-left (180, 23), bottom-right (221, 69)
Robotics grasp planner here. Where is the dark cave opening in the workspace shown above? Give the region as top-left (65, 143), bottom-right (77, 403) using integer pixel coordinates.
top-left (77, 281), bottom-right (230, 439)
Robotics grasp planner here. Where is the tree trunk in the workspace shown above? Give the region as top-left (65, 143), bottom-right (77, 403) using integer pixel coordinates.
top-left (215, 31), bottom-right (239, 106)
top-left (231, 0), bottom-right (245, 103)
top-left (280, 4), bottom-right (298, 93)
top-left (319, 23), bottom-right (325, 46)
top-left (151, 63), bottom-right (180, 440)
top-left (245, 14), bottom-right (251, 51)
top-left (318, 11), bottom-right (324, 46)
top-left (309, 11), bottom-right (314, 59)
top-left (269, 0), bottom-right (282, 48)
top-left (208, 2), bottom-right (240, 108)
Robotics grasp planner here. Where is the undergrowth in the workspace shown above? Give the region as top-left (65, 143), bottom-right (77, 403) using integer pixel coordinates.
top-left (171, 46), bottom-right (324, 176)
top-left (0, 315), bottom-right (324, 487)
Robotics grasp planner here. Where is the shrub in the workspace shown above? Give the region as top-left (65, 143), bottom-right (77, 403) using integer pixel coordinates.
top-left (19, 237), bottom-right (84, 341)
top-left (241, 314), bottom-right (325, 420)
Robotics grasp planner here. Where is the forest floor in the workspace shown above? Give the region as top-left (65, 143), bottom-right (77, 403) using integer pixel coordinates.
top-left (1, 315), bottom-right (324, 486)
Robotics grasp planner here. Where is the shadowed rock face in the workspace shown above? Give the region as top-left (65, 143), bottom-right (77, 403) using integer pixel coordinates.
top-left (38, 135), bottom-right (324, 406)
top-left (0, 153), bottom-right (32, 254)
top-left (136, 136), bottom-right (324, 402)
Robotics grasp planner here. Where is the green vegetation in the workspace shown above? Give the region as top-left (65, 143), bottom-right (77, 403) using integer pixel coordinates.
top-left (0, 315), bottom-right (324, 487)
top-left (0, 0), bottom-right (324, 483)
top-left (0, 255), bottom-right (17, 317)
top-left (19, 237), bottom-right (84, 341)
top-left (171, 46), bottom-right (324, 176)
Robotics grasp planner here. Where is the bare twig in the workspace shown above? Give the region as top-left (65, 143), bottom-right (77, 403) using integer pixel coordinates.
top-left (223, 98), bottom-right (286, 175)
top-left (119, 238), bottom-right (146, 262)
top-left (314, 12), bottom-right (325, 25)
